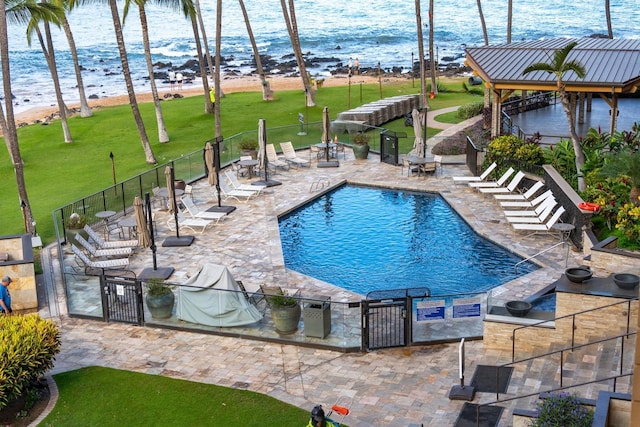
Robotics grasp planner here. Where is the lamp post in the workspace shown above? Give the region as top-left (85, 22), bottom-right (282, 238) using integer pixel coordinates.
top-left (20, 200), bottom-right (27, 233)
top-left (109, 152), bottom-right (117, 195)
top-left (422, 106), bottom-right (428, 158)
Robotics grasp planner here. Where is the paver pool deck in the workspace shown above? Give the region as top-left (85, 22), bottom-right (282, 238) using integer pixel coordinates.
top-left (40, 140), bottom-right (633, 426)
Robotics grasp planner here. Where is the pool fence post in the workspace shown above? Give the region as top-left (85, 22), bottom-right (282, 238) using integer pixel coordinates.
top-left (448, 338), bottom-right (475, 401)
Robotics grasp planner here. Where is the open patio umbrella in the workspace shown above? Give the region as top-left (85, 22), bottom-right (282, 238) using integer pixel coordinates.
top-left (411, 108), bottom-right (424, 158)
top-left (165, 165), bottom-right (175, 214)
top-left (205, 142), bottom-right (216, 186)
top-left (133, 195), bottom-right (150, 248)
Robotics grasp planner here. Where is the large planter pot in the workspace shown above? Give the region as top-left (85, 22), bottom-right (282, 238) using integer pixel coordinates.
top-left (352, 143), bottom-right (370, 160)
top-left (270, 303), bottom-right (301, 335)
top-left (241, 149), bottom-right (258, 160)
top-left (65, 227), bottom-right (88, 245)
top-left (146, 291), bottom-right (175, 319)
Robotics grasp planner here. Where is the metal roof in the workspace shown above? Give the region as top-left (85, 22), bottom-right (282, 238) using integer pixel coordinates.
top-left (465, 37), bottom-right (640, 93)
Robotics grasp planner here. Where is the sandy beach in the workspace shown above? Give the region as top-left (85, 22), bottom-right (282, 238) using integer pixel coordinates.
top-left (14, 74), bottom-right (413, 126)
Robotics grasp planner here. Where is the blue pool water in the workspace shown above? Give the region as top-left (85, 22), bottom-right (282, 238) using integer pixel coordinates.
top-left (278, 185), bottom-right (538, 296)
top-left (530, 293), bottom-right (556, 312)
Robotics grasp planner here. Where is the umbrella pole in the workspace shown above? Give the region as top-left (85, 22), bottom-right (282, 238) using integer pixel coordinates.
top-left (138, 192), bottom-right (175, 280)
top-left (162, 166), bottom-right (195, 247)
top-left (207, 137), bottom-right (236, 213)
top-left (252, 119), bottom-right (281, 187)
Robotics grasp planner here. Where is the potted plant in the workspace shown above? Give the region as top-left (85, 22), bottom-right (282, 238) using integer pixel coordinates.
top-left (239, 139), bottom-right (259, 160)
top-left (352, 132), bottom-right (370, 160)
top-left (265, 288), bottom-right (301, 335)
top-left (144, 279), bottom-right (175, 319)
top-left (65, 212), bottom-right (88, 245)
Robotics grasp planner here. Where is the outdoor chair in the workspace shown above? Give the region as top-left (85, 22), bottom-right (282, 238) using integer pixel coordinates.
top-left (167, 212), bottom-right (214, 234)
top-left (433, 155), bottom-right (443, 177)
top-left (231, 161), bottom-right (249, 178)
top-left (502, 195), bottom-right (556, 217)
top-left (499, 189), bottom-right (554, 209)
top-left (511, 206), bottom-right (566, 234)
top-left (224, 170), bottom-right (265, 194)
top-left (266, 143), bottom-right (289, 171)
top-left (452, 162), bottom-right (497, 184)
top-left (83, 224), bottom-right (138, 248)
top-left (70, 244), bottom-right (130, 275)
top-left (478, 171), bottom-right (525, 194)
top-left (219, 177), bottom-right (258, 202)
top-left (494, 181), bottom-right (544, 202)
top-left (506, 201), bottom-right (558, 224)
top-left (468, 167), bottom-right (514, 188)
top-left (179, 197), bottom-right (227, 223)
top-left (75, 233), bottom-right (133, 259)
top-left (280, 141), bottom-right (310, 168)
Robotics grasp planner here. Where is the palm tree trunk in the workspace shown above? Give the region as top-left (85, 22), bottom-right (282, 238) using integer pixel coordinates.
top-left (559, 87), bottom-right (586, 191)
top-left (214, 0), bottom-right (222, 137)
top-left (190, 13), bottom-right (213, 114)
top-left (0, 8), bottom-right (34, 234)
top-left (415, 0), bottom-right (426, 108)
top-left (428, 0), bottom-right (437, 95)
top-left (108, 0), bottom-right (156, 164)
top-left (38, 23), bottom-right (73, 142)
top-left (476, 0), bottom-right (491, 123)
top-left (238, 0), bottom-right (272, 101)
top-left (507, 0), bottom-right (512, 44)
top-left (281, 0), bottom-right (315, 106)
top-left (61, 15), bottom-right (91, 117)
top-left (605, 0), bottom-right (613, 38)
top-left (195, 0), bottom-right (216, 88)
top-left (138, 4), bottom-right (169, 143)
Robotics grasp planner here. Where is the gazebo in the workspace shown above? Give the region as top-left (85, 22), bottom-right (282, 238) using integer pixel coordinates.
top-left (464, 37), bottom-right (640, 138)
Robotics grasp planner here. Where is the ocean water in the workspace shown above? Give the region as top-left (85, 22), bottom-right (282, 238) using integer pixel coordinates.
top-left (2, 0), bottom-right (638, 115)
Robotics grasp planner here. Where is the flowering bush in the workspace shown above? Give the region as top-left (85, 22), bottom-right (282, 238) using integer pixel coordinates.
top-left (530, 392), bottom-right (593, 427)
top-left (580, 176), bottom-right (631, 230)
top-left (616, 202), bottom-right (640, 244)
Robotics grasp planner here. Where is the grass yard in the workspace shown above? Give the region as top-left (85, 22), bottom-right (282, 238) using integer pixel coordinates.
top-left (41, 366), bottom-right (317, 427)
top-left (0, 78), bottom-right (480, 242)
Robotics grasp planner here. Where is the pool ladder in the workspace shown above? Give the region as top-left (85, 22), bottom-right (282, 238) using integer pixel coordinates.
top-left (309, 177), bottom-right (330, 192)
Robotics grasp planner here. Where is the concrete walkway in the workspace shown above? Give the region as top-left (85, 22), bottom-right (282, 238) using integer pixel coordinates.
top-left (35, 115), bottom-right (632, 426)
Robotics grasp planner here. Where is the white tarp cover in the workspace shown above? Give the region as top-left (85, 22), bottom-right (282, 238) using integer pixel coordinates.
top-left (177, 263), bottom-right (262, 327)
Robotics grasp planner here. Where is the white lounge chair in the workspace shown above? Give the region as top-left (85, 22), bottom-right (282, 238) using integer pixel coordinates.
top-left (180, 197), bottom-right (227, 223)
top-left (167, 212), bottom-right (213, 234)
top-left (452, 162), bottom-right (497, 184)
top-left (502, 196), bottom-right (557, 217)
top-left (494, 181), bottom-right (544, 201)
top-left (512, 206), bottom-right (566, 233)
top-left (266, 143), bottom-right (289, 171)
top-left (479, 171), bottom-right (525, 194)
top-left (469, 167), bottom-right (515, 188)
top-left (280, 141), bottom-right (310, 168)
top-left (499, 189), bottom-right (554, 209)
top-left (83, 224), bottom-right (138, 248)
top-left (506, 199), bottom-right (558, 223)
top-left (219, 177), bottom-right (257, 202)
top-left (75, 233), bottom-right (133, 258)
top-left (71, 244), bottom-right (129, 273)
top-left (224, 170), bottom-right (265, 195)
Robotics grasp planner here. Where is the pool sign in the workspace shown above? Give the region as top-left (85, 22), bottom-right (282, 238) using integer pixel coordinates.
top-left (416, 300), bottom-right (445, 322)
top-left (452, 297), bottom-right (482, 319)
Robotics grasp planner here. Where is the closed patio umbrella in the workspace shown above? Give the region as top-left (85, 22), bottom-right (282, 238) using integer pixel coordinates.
top-left (411, 108), bottom-right (424, 158)
top-left (165, 166), bottom-right (175, 214)
top-left (133, 195), bottom-right (150, 248)
top-left (205, 142), bottom-right (216, 186)
top-left (253, 118), bottom-right (280, 186)
top-left (322, 106), bottom-right (331, 162)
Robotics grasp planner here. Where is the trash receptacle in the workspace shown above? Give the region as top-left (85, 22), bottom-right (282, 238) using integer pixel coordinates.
top-left (303, 297), bottom-right (331, 338)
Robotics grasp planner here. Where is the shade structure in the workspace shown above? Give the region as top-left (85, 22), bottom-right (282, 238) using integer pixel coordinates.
top-left (318, 106), bottom-right (339, 168)
top-left (204, 142), bottom-right (216, 186)
top-left (253, 118), bottom-right (280, 186)
top-left (164, 165), bottom-right (175, 214)
top-left (134, 195), bottom-right (150, 248)
top-left (411, 108), bottom-right (424, 157)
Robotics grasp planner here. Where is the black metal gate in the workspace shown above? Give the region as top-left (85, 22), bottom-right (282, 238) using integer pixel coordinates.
top-left (379, 130), bottom-right (404, 166)
top-left (101, 272), bottom-right (143, 325)
top-left (362, 288), bottom-right (429, 350)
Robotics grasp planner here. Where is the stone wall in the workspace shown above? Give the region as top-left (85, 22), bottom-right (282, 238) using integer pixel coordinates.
top-left (0, 234), bottom-right (37, 312)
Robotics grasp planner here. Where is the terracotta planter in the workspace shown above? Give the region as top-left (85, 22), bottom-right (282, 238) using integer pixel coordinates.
top-left (352, 143), bottom-right (370, 160)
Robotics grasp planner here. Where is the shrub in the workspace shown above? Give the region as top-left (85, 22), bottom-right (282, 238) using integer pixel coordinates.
top-left (484, 135), bottom-right (544, 176)
top-left (530, 392), bottom-right (593, 427)
top-left (457, 102), bottom-right (484, 120)
top-left (616, 202), bottom-right (640, 243)
top-left (0, 315), bottom-right (61, 410)
top-left (580, 176), bottom-right (631, 230)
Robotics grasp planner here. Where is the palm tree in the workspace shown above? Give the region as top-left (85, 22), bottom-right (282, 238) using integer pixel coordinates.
top-left (1, 0), bottom-right (60, 234)
top-left (238, 0), bottom-right (272, 101)
top-left (59, 0), bottom-right (92, 117)
top-left (108, 0), bottom-right (156, 164)
top-left (476, 0), bottom-right (490, 127)
top-left (280, 0), bottom-right (315, 107)
top-left (523, 41), bottom-right (587, 191)
top-left (506, 0), bottom-right (512, 43)
top-left (428, 0), bottom-right (436, 96)
top-left (123, 0), bottom-right (169, 143)
top-left (194, 0), bottom-right (214, 86)
top-left (415, 0), bottom-right (426, 108)
top-left (189, 9), bottom-right (213, 113)
top-left (605, 0), bottom-right (613, 38)
top-left (213, 0), bottom-right (221, 137)
top-left (27, 4), bottom-right (74, 143)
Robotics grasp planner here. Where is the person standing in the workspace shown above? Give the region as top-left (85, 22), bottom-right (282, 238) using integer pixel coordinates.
top-left (209, 87), bottom-right (215, 107)
top-left (0, 276), bottom-right (12, 315)
top-left (347, 57), bottom-right (353, 74)
top-left (168, 70), bottom-right (176, 91)
top-left (354, 57), bottom-right (360, 75)
top-left (176, 71), bottom-right (183, 90)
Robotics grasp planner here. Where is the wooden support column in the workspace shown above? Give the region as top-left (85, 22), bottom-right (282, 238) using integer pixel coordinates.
top-left (578, 92), bottom-right (585, 124)
top-left (491, 88), bottom-right (502, 138)
top-left (586, 92), bottom-right (593, 112)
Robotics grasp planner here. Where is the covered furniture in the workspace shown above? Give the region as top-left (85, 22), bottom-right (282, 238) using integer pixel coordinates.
top-left (177, 263), bottom-right (263, 327)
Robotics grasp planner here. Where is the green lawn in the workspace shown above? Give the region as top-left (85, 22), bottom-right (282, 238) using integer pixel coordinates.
top-left (1, 78), bottom-right (480, 243)
top-left (42, 366), bottom-right (315, 427)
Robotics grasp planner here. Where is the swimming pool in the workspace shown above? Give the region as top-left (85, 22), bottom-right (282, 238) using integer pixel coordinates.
top-left (278, 185), bottom-right (538, 296)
